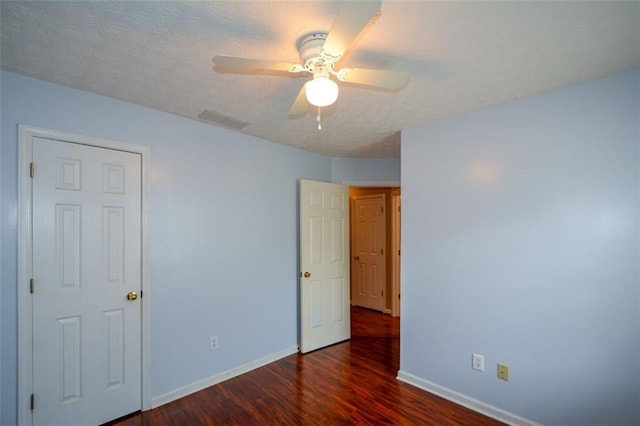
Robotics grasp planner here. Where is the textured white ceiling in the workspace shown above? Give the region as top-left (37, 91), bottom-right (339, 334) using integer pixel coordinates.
top-left (2, 1), bottom-right (639, 158)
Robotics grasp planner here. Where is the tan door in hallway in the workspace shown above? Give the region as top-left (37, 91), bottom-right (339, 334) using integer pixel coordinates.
top-left (31, 137), bottom-right (142, 425)
top-left (351, 194), bottom-right (386, 312)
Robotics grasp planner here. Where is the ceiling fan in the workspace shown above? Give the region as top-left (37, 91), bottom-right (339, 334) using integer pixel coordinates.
top-left (212, 0), bottom-right (409, 117)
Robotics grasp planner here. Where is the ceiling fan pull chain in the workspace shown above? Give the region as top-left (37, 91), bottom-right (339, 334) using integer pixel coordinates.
top-left (317, 106), bottom-right (322, 130)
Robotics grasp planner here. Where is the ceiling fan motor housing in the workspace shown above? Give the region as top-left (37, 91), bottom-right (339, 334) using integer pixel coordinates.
top-left (298, 33), bottom-right (332, 75)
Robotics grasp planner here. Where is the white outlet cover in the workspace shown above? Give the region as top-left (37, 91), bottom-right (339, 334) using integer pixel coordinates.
top-left (472, 353), bottom-right (484, 372)
top-left (209, 336), bottom-right (219, 351)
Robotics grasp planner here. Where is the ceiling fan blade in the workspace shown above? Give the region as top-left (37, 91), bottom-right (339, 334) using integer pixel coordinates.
top-left (337, 68), bottom-right (409, 90)
top-left (289, 85), bottom-right (309, 116)
top-left (322, 0), bottom-right (381, 61)
top-left (213, 55), bottom-right (302, 73)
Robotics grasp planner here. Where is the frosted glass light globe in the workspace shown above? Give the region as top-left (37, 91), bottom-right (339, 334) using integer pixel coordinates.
top-left (305, 77), bottom-right (339, 107)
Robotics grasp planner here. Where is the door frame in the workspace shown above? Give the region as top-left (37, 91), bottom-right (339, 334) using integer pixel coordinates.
top-left (17, 125), bottom-right (152, 424)
top-left (391, 194), bottom-right (401, 317)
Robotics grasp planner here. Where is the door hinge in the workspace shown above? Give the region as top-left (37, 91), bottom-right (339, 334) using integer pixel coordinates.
top-left (398, 293), bottom-right (401, 299)
top-left (30, 394), bottom-right (34, 410)
top-left (140, 290), bottom-right (143, 298)
top-left (30, 162), bottom-right (35, 178)
top-left (30, 278), bottom-right (34, 294)
top-left (380, 206), bottom-right (384, 213)
top-left (398, 249), bottom-right (401, 256)
top-left (380, 248), bottom-right (384, 255)
top-left (381, 290), bottom-right (384, 296)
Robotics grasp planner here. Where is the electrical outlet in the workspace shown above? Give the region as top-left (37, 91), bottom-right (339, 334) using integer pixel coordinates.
top-left (472, 353), bottom-right (484, 372)
top-left (209, 336), bottom-right (219, 351)
top-left (497, 363), bottom-right (509, 381)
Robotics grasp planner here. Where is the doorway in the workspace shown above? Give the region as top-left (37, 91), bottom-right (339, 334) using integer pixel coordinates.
top-left (349, 186), bottom-right (401, 316)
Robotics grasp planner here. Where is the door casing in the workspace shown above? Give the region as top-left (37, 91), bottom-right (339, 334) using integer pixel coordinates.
top-left (391, 194), bottom-right (401, 317)
top-left (17, 124), bottom-right (152, 424)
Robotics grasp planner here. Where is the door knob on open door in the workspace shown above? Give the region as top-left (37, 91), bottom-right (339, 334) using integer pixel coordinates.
top-left (354, 255), bottom-right (360, 260)
top-left (127, 291), bottom-right (138, 301)
top-left (303, 272), bottom-right (311, 278)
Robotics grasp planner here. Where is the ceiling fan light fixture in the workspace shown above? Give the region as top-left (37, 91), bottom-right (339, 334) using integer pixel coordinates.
top-left (305, 76), bottom-right (339, 107)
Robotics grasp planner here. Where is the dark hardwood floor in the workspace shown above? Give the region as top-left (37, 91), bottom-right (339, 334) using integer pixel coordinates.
top-left (110, 307), bottom-right (504, 425)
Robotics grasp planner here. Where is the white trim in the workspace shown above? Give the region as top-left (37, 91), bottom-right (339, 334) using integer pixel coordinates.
top-left (151, 346), bottom-right (299, 408)
top-left (17, 124), bottom-right (152, 424)
top-left (342, 180), bottom-right (400, 188)
top-left (17, 126), bottom-right (34, 426)
top-left (396, 370), bottom-right (540, 426)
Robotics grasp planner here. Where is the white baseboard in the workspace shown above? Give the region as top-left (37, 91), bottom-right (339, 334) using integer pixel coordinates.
top-left (151, 345), bottom-right (299, 408)
top-left (396, 370), bottom-right (539, 426)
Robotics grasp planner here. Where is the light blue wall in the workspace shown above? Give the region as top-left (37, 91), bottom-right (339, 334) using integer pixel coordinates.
top-left (331, 157), bottom-right (400, 184)
top-left (0, 71), bottom-right (336, 424)
top-left (401, 69), bottom-right (640, 425)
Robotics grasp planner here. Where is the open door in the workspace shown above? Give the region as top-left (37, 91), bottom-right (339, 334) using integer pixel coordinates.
top-left (299, 179), bottom-right (350, 353)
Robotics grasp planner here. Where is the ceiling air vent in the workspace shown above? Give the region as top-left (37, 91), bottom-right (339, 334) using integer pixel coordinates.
top-left (197, 110), bottom-right (250, 130)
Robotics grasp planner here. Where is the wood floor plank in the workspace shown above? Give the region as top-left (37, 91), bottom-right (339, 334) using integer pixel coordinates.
top-left (108, 307), bottom-right (504, 425)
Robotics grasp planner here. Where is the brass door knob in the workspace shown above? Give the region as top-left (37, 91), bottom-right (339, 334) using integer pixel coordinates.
top-left (303, 272), bottom-right (311, 278)
top-left (127, 291), bottom-right (138, 301)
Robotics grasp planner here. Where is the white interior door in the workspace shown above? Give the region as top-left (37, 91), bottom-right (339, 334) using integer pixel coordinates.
top-left (31, 137), bottom-right (142, 425)
top-left (299, 179), bottom-right (350, 353)
top-left (351, 194), bottom-right (386, 312)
